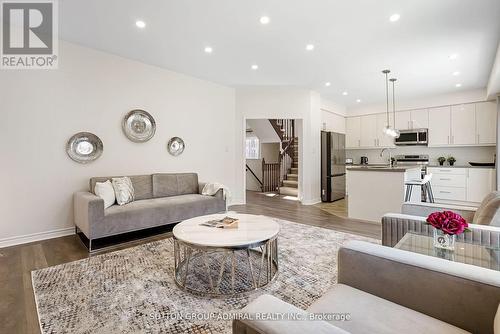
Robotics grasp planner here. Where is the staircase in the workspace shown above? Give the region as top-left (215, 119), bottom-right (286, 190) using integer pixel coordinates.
top-left (268, 119), bottom-right (299, 197)
top-left (279, 137), bottom-right (299, 196)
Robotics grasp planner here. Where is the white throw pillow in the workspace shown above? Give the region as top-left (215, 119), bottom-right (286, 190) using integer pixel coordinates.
top-left (94, 180), bottom-right (116, 209)
top-left (112, 177), bottom-right (135, 205)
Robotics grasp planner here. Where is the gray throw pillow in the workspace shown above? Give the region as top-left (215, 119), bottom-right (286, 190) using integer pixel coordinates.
top-left (112, 177), bottom-right (135, 205)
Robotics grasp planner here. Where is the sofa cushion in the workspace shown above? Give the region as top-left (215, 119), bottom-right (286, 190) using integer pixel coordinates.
top-left (94, 194), bottom-right (224, 238)
top-left (90, 175), bottom-right (152, 201)
top-left (152, 173), bottom-right (198, 198)
top-left (474, 191), bottom-right (500, 226)
top-left (307, 284), bottom-right (469, 334)
top-left (234, 294), bottom-right (349, 334)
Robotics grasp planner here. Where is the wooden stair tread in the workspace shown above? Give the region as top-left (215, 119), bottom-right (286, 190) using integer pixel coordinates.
top-left (279, 186), bottom-right (298, 196)
top-left (283, 180), bottom-right (298, 188)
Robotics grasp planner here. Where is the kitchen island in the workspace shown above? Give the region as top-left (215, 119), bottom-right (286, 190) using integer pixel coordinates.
top-left (346, 165), bottom-right (422, 222)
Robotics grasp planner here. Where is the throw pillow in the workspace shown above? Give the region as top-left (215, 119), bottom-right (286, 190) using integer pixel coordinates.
top-left (94, 180), bottom-right (116, 209)
top-left (112, 177), bottom-right (135, 205)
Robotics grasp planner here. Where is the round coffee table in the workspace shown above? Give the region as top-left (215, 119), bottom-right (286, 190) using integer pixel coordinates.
top-left (172, 213), bottom-right (280, 298)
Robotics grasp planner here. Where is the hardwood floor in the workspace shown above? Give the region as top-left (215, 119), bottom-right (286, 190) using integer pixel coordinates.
top-left (0, 191), bottom-right (380, 334)
top-left (232, 192), bottom-right (379, 239)
top-left (314, 197), bottom-right (349, 218)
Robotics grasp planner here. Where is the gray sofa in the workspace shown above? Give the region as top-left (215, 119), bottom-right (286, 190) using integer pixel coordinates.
top-left (234, 241), bottom-right (500, 334)
top-left (74, 173), bottom-right (226, 250)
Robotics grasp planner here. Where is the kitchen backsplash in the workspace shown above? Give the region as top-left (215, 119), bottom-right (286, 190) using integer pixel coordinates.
top-left (346, 146), bottom-right (496, 166)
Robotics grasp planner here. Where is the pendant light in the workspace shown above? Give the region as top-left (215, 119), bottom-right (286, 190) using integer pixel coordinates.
top-left (381, 69), bottom-right (394, 137)
top-left (389, 78), bottom-right (401, 138)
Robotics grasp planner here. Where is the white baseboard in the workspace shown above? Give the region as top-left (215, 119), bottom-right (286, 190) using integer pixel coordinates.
top-left (0, 227), bottom-right (75, 249)
top-left (301, 198), bottom-right (321, 205)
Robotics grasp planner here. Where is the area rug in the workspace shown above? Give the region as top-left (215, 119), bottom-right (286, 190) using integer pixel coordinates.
top-left (32, 218), bottom-right (378, 334)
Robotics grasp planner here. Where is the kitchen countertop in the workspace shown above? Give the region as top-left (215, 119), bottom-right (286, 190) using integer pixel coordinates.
top-left (346, 164), bottom-right (422, 172)
top-left (428, 165), bottom-right (496, 169)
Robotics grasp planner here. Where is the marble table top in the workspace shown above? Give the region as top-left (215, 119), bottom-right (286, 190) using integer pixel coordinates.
top-left (173, 213), bottom-right (280, 248)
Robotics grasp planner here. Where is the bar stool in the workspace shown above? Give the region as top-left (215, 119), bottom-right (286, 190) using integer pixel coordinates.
top-left (405, 174), bottom-right (434, 203)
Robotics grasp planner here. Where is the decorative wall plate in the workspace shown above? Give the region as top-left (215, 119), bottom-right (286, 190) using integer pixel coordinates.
top-left (167, 137), bottom-right (185, 156)
top-left (66, 132), bottom-right (103, 164)
top-left (122, 109), bottom-right (156, 142)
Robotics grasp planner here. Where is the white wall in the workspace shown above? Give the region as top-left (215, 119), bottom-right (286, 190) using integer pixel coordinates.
top-left (320, 97), bottom-right (347, 134)
top-left (0, 41), bottom-right (236, 245)
top-left (487, 43), bottom-right (500, 99)
top-left (321, 98), bottom-right (347, 117)
top-left (234, 87), bottom-right (322, 205)
top-left (246, 119), bottom-right (280, 143)
top-left (246, 143), bottom-right (280, 192)
top-left (321, 111), bottom-right (346, 134)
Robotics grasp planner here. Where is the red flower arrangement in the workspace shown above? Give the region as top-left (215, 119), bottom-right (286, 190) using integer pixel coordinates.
top-left (426, 211), bottom-right (469, 235)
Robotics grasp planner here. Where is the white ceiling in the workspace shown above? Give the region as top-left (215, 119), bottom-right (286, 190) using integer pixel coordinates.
top-left (59, 0), bottom-right (500, 107)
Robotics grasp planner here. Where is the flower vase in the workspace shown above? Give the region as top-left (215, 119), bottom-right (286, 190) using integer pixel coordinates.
top-left (433, 229), bottom-right (455, 251)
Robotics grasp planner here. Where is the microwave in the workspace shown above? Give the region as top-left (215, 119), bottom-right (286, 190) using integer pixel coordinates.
top-left (395, 129), bottom-right (428, 146)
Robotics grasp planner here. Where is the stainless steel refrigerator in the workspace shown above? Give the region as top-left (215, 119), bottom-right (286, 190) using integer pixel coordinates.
top-left (321, 131), bottom-right (346, 202)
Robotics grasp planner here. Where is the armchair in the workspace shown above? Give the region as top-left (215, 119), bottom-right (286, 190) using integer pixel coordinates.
top-left (382, 191), bottom-right (500, 247)
top-left (234, 241), bottom-right (500, 334)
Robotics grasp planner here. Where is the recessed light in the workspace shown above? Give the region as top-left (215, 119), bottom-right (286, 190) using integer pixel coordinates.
top-left (342, 91), bottom-right (348, 96)
top-left (389, 14), bottom-right (400, 22)
top-left (455, 83), bottom-right (462, 88)
top-left (452, 71), bottom-right (460, 76)
top-left (204, 46), bottom-right (213, 54)
top-left (260, 16), bottom-right (270, 25)
top-left (305, 44), bottom-right (315, 51)
top-left (251, 64), bottom-right (259, 70)
top-left (449, 53), bottom-right (459, 60)
top-left (356, 99), bottom-right (362, 103)
top-left (325, 82), bottom-right (331, 87)
top-left (135, 20), bottom-right (146, 29)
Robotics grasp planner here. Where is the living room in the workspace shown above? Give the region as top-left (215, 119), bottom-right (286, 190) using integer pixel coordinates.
top-left (1, 1), bottom-right (500, 333)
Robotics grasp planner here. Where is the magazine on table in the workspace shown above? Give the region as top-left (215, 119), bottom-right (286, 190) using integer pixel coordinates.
top-left (200, 216), bottom-right (239, 229)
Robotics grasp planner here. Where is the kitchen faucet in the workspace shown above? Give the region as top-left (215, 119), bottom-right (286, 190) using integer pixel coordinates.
top-left (380, 148), bottom-right (394, 166)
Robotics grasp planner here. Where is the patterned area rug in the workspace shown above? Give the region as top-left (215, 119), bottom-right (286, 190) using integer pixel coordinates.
top-left (32, 218), bottom-right (378, 334)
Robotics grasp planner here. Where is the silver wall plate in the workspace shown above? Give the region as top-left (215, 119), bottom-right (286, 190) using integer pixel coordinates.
top-left (66, 132), bottom-right (103, 164)
top-left (167, 137), bottom-right (185, 156)
top-left (122, 109), bottom-right (156, 142)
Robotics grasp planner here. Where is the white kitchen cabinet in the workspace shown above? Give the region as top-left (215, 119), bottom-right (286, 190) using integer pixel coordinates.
top-left (467, 169), bottom-right (495, 203)
top-left (476, 101), bottom-right (497, 145)
top-left (346, 113), bottom-right (394, 148)
top-left (346, 117), bottom-right (361, 148)
top-left (451, 104), bottom-right (476, 145)
top-left (376, 113), bottom-right (395, 147)
top-left (429, 167), bottom-right (467, 202)
top-left (411, 109), bottom-right (429, 129)
top-left (395, 110), bottom-right (411, 130)
top-left (360, 114), bottom-right (378, 147)
top-left (433, 186), bottom-right (467, 201)
top-left (348, 102), bottom-right (496, 149)
top-left (432, 173), bottom-right (467, 188)
top-left (428, 167), bottom-right (495, 204)
top-left (428, 106), bottom-right (451, 146)
top-left (395, 109), bottom-right (428, 130)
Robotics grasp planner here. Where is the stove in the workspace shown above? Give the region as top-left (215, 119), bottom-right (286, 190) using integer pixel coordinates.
top-left (394, 154), bottom-right (429, 176)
